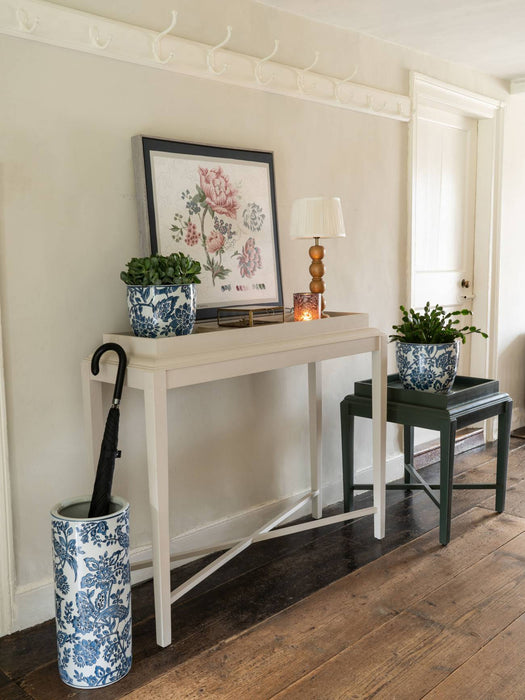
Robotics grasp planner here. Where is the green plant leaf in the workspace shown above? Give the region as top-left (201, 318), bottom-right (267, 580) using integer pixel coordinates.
top-left (120, 253), bottom-right (202, 286)
top-left (388, 302), bottom-right (487, 344)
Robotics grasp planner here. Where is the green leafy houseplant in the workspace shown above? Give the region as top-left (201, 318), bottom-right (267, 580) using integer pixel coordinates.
top-left (390, 302), bottom-right (488, 393)
top-left (120, 253), bottom-right (201, 286)
top-left (389, 302), bottom-right (488, 345)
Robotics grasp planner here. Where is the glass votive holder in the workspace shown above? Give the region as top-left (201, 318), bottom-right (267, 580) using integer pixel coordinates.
top-left (293, 293), bottom-right (321, 322)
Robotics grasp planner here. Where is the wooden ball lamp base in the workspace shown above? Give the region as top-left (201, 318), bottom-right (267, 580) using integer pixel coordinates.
top-left (309, 237), bottom-right (329, 317)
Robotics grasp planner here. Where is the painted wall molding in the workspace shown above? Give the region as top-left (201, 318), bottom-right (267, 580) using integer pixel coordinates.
top-left (0, 0), bottom-right (411, 122)
top-left (0, 306), bottom-right (14, 637)
top-left (411, 72), bottom-right (503, 119)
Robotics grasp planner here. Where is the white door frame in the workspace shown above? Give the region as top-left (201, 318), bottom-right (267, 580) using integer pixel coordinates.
top-left (0, 304), bottom-right (14, 637)
top-left (408, 73), bottom-right (505, 387)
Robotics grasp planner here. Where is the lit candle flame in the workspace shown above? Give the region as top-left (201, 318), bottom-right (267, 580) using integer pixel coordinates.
top-left (301, 311), bottom-right (313, 321)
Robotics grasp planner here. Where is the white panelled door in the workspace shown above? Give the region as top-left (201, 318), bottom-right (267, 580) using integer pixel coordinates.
top-left (412, 105), bottom-right (478, 374)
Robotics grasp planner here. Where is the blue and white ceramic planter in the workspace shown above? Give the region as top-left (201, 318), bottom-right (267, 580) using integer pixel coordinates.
top-left (126, 284), bottom-right (196, 338)
top-left (51, 496), bottom-right (132, 688)
top-left (396, 340), bottom-right (460, 393)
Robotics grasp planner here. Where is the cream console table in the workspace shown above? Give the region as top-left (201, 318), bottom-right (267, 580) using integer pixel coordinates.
top-left (81, 312), bottom-right (387, 647)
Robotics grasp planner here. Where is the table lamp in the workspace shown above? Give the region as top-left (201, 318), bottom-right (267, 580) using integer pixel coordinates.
top-left (289, 196), bottom-right (346, 317)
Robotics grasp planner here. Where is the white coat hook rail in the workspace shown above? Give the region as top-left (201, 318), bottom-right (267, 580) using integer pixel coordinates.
top-left (89, 25), bottom-right (111, 50)
top-left (333, 65), bottom-right (358, 103)
top-left (254, 39), bottom-right (279, 85)
top-left (152, 10), bottom-right (177, 65)
top-left (207, 25), bottom-right (232, 76)
top-left (1, 2), bottom-right (412, 123)
top-left (296, 51), bottom-right (319, 93)
top-left (16, 7), bottom-right (39, 33)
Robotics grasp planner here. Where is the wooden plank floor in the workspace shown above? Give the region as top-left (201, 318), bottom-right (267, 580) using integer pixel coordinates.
top-left (1, 438), bottom-right (525, 699)
top-left (124, 509), bottom-right (525, 699)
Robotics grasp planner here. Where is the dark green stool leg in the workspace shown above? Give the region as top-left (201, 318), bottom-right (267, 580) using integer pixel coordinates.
top-left (403, 425), bottom-right (414, 484)
top-left (439, 420), bottom-right (457, 546)
top-left (496, 398), bottom-right (512, 513)
top-left (340, 402), bottom-right (355, 512)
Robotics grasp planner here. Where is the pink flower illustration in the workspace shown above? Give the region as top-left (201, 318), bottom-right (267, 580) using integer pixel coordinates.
top-left (237, 237), bottom-right (262, 278)
top-left (206, 229), bottom-right (225, 254)
top-left (185, 222), bottom-right (200, 246)
top-left (199, 167), bottom-right (239, 219)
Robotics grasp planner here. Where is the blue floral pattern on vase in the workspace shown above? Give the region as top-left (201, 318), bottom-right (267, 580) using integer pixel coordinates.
top-left (126, 284), bottom-right (196, 338)
top-left (396, 341), bottom-right (460, 393)
top-left (51, 497), bottom-right (132, 688)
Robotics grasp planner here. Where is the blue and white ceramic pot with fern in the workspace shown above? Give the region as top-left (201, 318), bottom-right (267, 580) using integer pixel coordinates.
top-left (126, 284), bottom-right (196, 338)
top-left (396, 340), bottom-right (460, 393)
top-left (51, 496), bottom-right (132, 688)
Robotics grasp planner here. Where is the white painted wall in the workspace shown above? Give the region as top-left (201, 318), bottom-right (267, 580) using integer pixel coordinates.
top-left (498, 93), bottom-right (525, 427)
top-left (0, 0), bottom-right (515, 631)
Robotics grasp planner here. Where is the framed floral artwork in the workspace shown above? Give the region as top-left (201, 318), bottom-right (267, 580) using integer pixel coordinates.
top-left (132, 137), bottom-right (283, 320)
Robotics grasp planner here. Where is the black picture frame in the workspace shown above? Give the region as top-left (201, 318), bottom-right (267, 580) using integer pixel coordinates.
top-left (132, 136), bottom-right (283, 321)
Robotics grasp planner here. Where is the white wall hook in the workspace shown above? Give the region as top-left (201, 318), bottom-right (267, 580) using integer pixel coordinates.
top-left (152, 10), bottom-right (177, 64)
top-left (207, 25), bottom-right (232, 76)
top-left (367, 96), bottom-right (387, 112)
top-left (254, 39), bottom-right (279, 85)
top-left (296, 51), bottom-right (319, 93)
top-left (89, 25), bottom-right (111, 50)
top-left (16, 7), bottom-right (39, 33)
top-left (333, 66), bottom-right (358, 103)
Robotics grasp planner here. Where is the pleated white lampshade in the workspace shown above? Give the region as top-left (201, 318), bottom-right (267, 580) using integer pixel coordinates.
top-left (289, 197), bottom-right (346, 240)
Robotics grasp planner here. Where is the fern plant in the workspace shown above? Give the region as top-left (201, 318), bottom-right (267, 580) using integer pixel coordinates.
top-left (120, 253), bottom-right (201, 286)
top-left (390, 302), bottom-right (488, 345)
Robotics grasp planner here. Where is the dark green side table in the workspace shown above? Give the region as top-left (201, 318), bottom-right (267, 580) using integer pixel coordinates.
top-left (340, 375), bottom-right (512, 545)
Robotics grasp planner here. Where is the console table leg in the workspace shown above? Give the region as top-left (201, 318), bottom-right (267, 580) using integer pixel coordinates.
top-left (403, 425), bottom-right (414, 485)
top-left (308, 362), bottom-right (322, 519)
top-left (439, 420), bottom-right (457, 546)
top-left (144, 371), bottom-right (172, 647)
top-left (496, 398), bottom-right (512, 513)
top-left (372, 336), bottom-right (386, 539)
top-left (340, 406), bottom-right (354, 512)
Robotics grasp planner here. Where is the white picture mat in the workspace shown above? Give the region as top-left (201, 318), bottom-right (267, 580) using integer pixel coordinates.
top-left (149, 150), bottom-right (280, 309)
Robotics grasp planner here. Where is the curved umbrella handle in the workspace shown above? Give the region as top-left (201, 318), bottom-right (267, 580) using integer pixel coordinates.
top-left (91, 343), bottom-right (128, 405)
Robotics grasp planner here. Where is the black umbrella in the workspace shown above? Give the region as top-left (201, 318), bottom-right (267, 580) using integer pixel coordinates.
top-left (88, 343), bottom-right (128, 518)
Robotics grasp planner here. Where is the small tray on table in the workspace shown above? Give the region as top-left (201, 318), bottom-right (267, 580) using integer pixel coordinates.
top-left (354, 374), bottom-right (500, 409)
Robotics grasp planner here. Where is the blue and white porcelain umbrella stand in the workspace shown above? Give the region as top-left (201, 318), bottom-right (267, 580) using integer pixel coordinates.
top-left (51, 343), bottom-right (131, 688)
top-left (51, 496), bottom-right (132, 688)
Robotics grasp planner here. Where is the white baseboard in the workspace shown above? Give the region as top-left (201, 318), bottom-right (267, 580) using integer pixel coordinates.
top-left (356, 452), bottom-right (405, 486)
top-left (13, 579), bottom-right (56, 633)
top-left (12, 454), bottom-right (405, 632)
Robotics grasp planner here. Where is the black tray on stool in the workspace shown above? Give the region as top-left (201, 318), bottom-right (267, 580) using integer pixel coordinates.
top-left (354, 374), bottom-right (500, 409)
